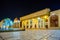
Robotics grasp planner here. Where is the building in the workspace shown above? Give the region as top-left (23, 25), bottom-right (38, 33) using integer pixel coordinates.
top-left (20, 8), bottom-right (50, 29)
top-left (0, 20), bottom-right (4, 28)
top-left (49, 9), bottom-right (60, 29)
top-left (13, 18), bottom-right (20, 28)
top-left (20, 8), bottom-right (60, 29)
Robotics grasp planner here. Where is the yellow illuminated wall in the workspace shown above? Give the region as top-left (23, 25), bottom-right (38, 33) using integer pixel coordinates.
top-left (21, 15), bottom-right (49, 29)
top-left (20, 8), bottom-right (50, 29)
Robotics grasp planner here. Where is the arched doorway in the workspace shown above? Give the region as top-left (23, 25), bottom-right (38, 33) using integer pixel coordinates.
top-left (50, 14), bottom-right (58, 27)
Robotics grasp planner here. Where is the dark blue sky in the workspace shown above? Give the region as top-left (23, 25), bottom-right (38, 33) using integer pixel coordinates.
top-left (0, 0), bottom-right (60, 20)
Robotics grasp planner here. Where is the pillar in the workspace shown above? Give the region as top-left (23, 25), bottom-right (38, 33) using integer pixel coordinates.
top-left (32, 19), bottom-right (35, 28)
top-left (58, 14), bottom-right (60, 27)
top-left (48, 16), bottom-right (50, 28)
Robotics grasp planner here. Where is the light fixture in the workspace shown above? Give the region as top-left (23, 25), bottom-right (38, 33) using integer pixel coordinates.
top-left (37, 17), bottom-right (40, 19)
top-left (44, 16), bottom-right (48, 19)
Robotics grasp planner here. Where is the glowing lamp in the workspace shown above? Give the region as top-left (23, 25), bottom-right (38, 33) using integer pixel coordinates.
top-left (37, 17), bottom-right (40, 19)
top-left (44, 16), bottom-right (48, 19)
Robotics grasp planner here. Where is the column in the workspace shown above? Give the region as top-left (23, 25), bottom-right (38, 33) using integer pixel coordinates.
top-left (29, 20), bottom-right (30, 29)
top-left (37, 19), bottom-right (39, 28)
top-left (27, 20), bottom-right (30, 29)
top-left (32, 19), bottom-right (34, 28)
top-left (40, 19), bottom-right (43, 28)
top-left (40, 19), bottom-right (41, 28)
top-left (19, 22), bottom-right (20, 28)
top-left (43, 19), bottom-right (45, 28)
top-left (25, 20), bottom-right (27, 29)
top-left (48, 16), bottom-right (50, 28)
top-left (22, 21), bottom-right (24, 29)
top-left (58, 14), bottom-right (60, 27)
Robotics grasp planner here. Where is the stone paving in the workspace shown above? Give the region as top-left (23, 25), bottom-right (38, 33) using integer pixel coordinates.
top-left (0, 30), bottom-right (60, 40)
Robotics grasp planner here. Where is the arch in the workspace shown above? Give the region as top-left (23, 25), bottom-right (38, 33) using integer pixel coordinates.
top-left (50, 14), bottom-right (58, 27)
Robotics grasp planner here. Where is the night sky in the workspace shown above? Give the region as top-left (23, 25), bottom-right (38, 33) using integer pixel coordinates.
top-left (0, 0), bottom-right (60, 20)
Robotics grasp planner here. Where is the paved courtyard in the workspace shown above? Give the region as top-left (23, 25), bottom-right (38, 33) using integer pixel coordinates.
top-left (0, 30), bottom-right (60, 40)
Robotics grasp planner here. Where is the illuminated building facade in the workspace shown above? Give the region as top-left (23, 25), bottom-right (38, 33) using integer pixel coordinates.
top-left (0, 20), bottom-right (4, 28)
top-left (20, 8), bottom-right (50, 29)
top-left (49, 9), bottom-right (60, 29)
top-left (13, 18), bottom-right (20, 28)
top-left (0, 8), bottom-right (60, 30)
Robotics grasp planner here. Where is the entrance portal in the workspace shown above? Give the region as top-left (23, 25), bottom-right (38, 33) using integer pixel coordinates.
top-left (50, 15), bottom-right (58, 27)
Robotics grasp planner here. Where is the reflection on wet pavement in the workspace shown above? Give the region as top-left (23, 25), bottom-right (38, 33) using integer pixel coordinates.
top-left (0, 30), bottom-right (60, 40)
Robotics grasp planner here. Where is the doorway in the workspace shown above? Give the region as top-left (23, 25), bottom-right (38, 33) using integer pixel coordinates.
top-left (50, 15), bottom-right (58, 27)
